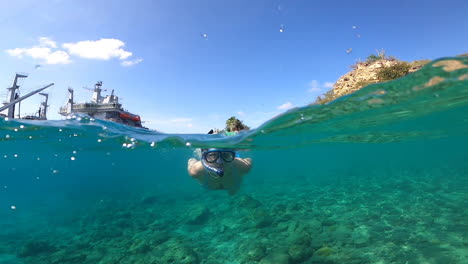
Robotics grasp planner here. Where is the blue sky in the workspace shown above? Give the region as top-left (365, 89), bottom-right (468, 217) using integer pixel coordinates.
top-left (0, 0), bottom-right (467, 133)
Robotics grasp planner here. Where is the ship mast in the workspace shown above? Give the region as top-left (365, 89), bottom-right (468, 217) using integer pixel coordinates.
top-left (92, 81), bottom-right (103, 103)
top-left (39, 93), bottom-right (48, 119)
top-left (5, 73), bottom-right (27, 118)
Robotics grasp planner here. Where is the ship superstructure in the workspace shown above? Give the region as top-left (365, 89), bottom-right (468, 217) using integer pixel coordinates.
top-left (59, 81), bottom-right (143, 127)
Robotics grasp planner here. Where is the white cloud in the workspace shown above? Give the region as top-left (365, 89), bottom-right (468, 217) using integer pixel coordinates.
top-left (309, 80), bottom-right (321, 92)
top-left (237, 111), bottom-right (245, 116)
top-left (38, 37), bottom-right (57, 48)
top-left (308, 80), bottom-right (334, 92)
top-left (121, 58), bottom-right (143, 67)
top-left (277, 102), bottom-right (294, 110)
top-left (6, 37), bottom-right (141, 66)
top-left (63, 38), bottom-right (132, 60)
top-left (324, 82), bottom-right (334, 88)
top-left (6, 46), bottom-right (71, 64)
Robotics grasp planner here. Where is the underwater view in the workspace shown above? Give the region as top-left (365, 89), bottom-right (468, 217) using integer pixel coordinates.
top-left (0, 57), bottom-right (467, 263)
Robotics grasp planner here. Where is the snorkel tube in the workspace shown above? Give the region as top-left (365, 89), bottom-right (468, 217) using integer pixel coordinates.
top-left (201, 156), bottom-right (224, 177)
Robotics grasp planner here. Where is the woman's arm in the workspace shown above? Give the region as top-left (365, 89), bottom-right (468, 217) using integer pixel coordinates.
top-left (187, 158), bottom-right (204, 179)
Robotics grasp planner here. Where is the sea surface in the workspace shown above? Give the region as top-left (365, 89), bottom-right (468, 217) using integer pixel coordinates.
top-left (0, 57), bottom-right (467, 264)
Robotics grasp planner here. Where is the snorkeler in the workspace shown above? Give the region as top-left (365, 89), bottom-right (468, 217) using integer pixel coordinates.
top-left (187, 148), bottom-right (252, 195)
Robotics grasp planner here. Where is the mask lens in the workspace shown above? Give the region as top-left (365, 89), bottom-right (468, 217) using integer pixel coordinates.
top-left (221, 151), bottom-right (235, 162)
top-left (205, 152), bottom-right (219, 163)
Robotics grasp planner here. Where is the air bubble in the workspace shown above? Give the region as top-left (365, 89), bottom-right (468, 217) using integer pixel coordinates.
top-left (346, 48), bottom-right (353, 54)
top-left (70, 157), bottom-right (76, 161)
top-left (186, 142), bottom-right (191, 147)
top-left (14, 154), bottom-right (18, 158)
top-left (20, 125), bottom-right (24, 129)
top-left (5, 135), bottom-right (10, 139)
top-left (201, 33), bottom-right (208, 40)
top-left (11, 205), bottom-right (16, 210)
top-left (150, 142), bottom-right (156, 147)
top-left (97, 139), bottom-right (102, 143)
top-left (52, 169), bottom-right (59, 174)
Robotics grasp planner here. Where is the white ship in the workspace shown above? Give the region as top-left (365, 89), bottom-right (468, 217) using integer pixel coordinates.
top-left (59, 81), bottom-right (143, 128)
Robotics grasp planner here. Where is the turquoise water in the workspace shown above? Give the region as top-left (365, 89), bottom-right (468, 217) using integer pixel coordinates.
top-left (0, 57), bottom-right (467, 264)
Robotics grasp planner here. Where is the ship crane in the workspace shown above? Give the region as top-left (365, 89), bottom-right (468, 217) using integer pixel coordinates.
top-left (0, 74), bottom-right (53, 117)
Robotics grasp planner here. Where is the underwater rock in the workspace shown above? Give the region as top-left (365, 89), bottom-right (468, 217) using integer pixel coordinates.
top-left (160, 239), bottom-right (199, 264)
top-left (305, 218), bottom-right (323, 234)
top-left (150, 231), bottom-right (170, 246)
top-left (239, 243), bottom-right (266, 262)
top-left (351, 226), bottom-right (370, 246)
top-left (315, 246), bottom-right (333, 257)
top-left (129, 239), bottom-right (151, 254)
top-left (288, 244), bottom-right (313, 263)
top-left (259, 251), bottom-right (290, 264)
top-left (250, 208), bottom-right (273, 228)
top-left (186, 205), bottom-right (210, 225)
top-left (48, 251), bottom-right (87, 263)
top-left (140, 195), bottom-right (158, 205)
top-left (17, 240), bottom-right (57, 257)
top-left (236, 194), bottom-right (262, 209)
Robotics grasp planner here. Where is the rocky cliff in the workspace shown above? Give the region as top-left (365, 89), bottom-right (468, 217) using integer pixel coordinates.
top-left (331, 59), bottom-right (424, 99)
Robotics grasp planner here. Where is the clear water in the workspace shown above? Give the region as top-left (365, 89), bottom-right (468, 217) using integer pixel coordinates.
top-left (0, 57), bottom-right (467, 264)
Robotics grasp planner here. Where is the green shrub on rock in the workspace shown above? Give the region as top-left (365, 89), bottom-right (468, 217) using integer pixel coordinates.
top-left (376, 62), bottom-right (411, 81)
